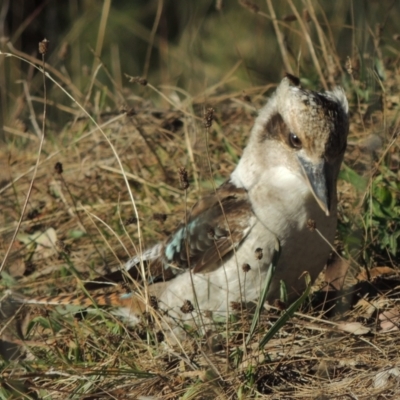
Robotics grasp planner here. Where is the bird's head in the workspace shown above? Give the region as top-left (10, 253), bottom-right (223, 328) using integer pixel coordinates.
top-left (237, 74), bottom-right (349, 216)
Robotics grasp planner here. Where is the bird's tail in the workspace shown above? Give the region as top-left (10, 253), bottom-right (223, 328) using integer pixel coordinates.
top-left (7, 289), bottom-right (149, 315)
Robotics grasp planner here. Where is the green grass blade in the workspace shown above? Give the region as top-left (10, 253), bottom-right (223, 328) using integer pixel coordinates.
top-left (259, 274), bottom-right (311, 349)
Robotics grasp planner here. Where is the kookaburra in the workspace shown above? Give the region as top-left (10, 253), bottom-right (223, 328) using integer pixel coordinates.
top-left (10, 75), bottom-right (349, 335)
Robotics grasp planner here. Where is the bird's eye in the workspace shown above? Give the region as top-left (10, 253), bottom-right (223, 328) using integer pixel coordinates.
top-left (289, 133), bottom-right (302, 149)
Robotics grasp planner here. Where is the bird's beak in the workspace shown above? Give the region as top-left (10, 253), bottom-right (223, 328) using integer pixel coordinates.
top-left (297, 155), bottom-right (331, 217)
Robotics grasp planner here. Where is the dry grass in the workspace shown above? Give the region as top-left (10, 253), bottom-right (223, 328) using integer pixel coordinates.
top-left (1, 1), bottom-right (400, 399)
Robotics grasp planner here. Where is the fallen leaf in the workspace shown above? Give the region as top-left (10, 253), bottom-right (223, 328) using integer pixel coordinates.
top-left (354, 297), bottom-right (390, 319)
top-left (17, 228), bottom-right (58, 260)
top-left (337, 321), bottom-right (370, 335)
top-left (357, 267), bottom-right (396, 281)
top-left (374, 367), bottom-right (400, 388)
top-left (379, 308), bottom-right (400, 332)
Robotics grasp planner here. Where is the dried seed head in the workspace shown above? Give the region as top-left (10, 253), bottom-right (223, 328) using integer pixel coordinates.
top-left (27, 209), bottom-right (40, 220)
top-left (242, 263), bottom-right (251, 272)
top-left (120, 106), bottom-right (136, 116)
top-left (24, 260), bottom-right (36, 275)
top-left (255, 248), bottom-right (263, 260)
top-left (230, 301), bottom-right (242, 311)
top-left (39, 38), bottom-right (49, 55)
top-left (153, 213), bottom-right (167, 222)
top-left (273, 299), bottom-right (287, 310)
top-left (204, 108), bottom-right (214, 129)
top-left (243, 94), bottom-right (251, 103)
top-left (180, 300), bottom-right (194, 314)
top-left (54, 162), bottom-right (63, 174)
top-left (56, 240), bottom-right (70, 255)
top-left (125, 74), bottom-right (147, 86)
top-left (125, 216), bottom-right (138, 226)
top-left (178, 167), bottom-right (190, 190)
top-left (307, 219), bottom-right (316, 232)
top-left (282, 14), bottom-right (297, 22)
top-left (155, 330), bottom-right (164, 342)
top-left (149, 295), bottom-right (159, 310)
top-left (106, 333), bottom-right (123, 345)
top-left (240, 0), bottom-right (259, 13)
top-left (303, 9), bottom-right (311, 22)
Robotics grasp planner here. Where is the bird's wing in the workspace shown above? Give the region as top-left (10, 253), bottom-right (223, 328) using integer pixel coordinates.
top-left (165, 181), bottom-right (255, 274)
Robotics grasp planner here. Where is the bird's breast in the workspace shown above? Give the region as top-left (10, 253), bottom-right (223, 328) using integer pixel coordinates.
top-left (249, 166), bottom-right (312, 233)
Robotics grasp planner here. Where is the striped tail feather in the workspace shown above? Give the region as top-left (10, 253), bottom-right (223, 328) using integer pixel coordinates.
top-left (8, 290), bottom-right (151, 322)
